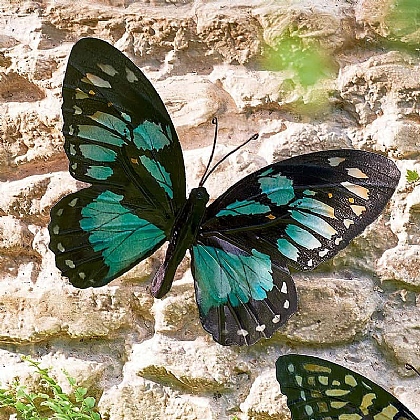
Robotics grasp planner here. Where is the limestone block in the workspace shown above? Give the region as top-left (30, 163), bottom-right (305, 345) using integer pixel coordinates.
top-left (378, 245), bottom-right (420, 287)
top-left (210, 65), bottom-right (290, 110)
top-left (153, 271), bottom-right (204, 341)
top-left (156, 76), bottom-right (224, 129)
top-left (376, 305), bottom-right (420, 376)
top-left (257, 0), bottom-right (355, 52)
top-left (280, 275), bottom-right (378, 344)
top-left (0, 284), bottom-right (153, 343)
top-left (258, 122), bottom-right (351, 162)
top-left (99, 378), bottom-right (216, 420)
top-left (127, 336), bottom-right (244, 393)
top-left (338, 52), bottom-right (420, 124)
top-left (240, 370), bottom-right (289, 420)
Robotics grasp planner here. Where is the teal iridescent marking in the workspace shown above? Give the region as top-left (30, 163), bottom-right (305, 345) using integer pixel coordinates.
top-left (303, 189), bottom-right (316, 196)
top-left (216, 199), bottom-right (271, 217)
top-left (77, 125), bottom-right (125, 146)
top-left (290, 210), bottom-right (337, 239)
top-left (80, 145), bottom-right (117, 162)
top-left (285, 225), bottom-right (321, 249)
top-left (133, 121), bottom-right (171, 151)
top-left (259, 173), bottom-right (295, 206)
top-left (121, 112), bottom-right (131, 122)
top-left (139, 155), bottom-right (173, 198)
top-left (260, 167), bottom-right (274, 176)
top-left (80, 190), bottom-right (165, 279)
top-left (85, 166), bottom-right (113, 180)
top-left (277, 239), bottom-right (299, 261)
top-left (88, 111), bottom-right (128, 134)
top-left (290, 197), bottom-right (335, 219)
top-left (192, 246), bottom-right (273, 315)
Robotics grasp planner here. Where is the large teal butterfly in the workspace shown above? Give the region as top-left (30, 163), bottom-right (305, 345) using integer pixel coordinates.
top-left (276, 354), bottom-right (419, 419)
top-left (48, 38), bottom-right (400, 346)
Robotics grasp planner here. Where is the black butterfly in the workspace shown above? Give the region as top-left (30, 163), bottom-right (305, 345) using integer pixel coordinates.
top-left (48, 38), bottom-right (400, 346)
top-left (276, 354), bottom-right (419, 419)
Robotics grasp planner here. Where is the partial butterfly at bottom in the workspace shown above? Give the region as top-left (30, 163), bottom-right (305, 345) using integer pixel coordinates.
top-left (48, 37), bottom-right (400, 346)
top-left (276, 354), bottom-right (419, 419)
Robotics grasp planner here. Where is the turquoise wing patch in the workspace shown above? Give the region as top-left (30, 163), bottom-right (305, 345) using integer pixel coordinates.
top-left (190, 236), bottom-right (297, 346)
top-left (49, 187), bottom-right (167, 288)
top-left (192, 245), bottom-right (273, 314)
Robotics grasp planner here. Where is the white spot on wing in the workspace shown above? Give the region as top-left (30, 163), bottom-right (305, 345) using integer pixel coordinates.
top-left (75, 88), bottom-right (89, 99)
top-left (57, 243), bottom-right (65, 252)
top-left (281, 282), bottom-right (288, 294)
top-left (344, 218), bottom-right (354, 229)
top-left (126, 67), bottom-right (138, 82)
top-left (328, 157), bottom-right (346, 167)
top-left (56, 208), bottom-right (63, 216)
top-left (350, 205), bottom-right (366, 216)
top-left (319, 249), bottom-right (329, 257)
top-left (65, 260), bottom-right (75, 268)
top-left (79, 272), bottom-right (86, 279)
top-left (256, 324), bottom-right (266, 332)
top-left (283, 300), bottom-right (290, 309)
top-left (341, 182), bottom-right (369, 199)
top-left (53, 225), bottom-right (59, 234)
top-left (272, 315), bottom-right (281, 323)
top-left (82, 73), bottom-right (112, 88)
top-left (237, 329), bottom-right (249, 337)
top-left (73, 105), bottom-right (82, 115)
top-left (69, 198), bottom-right (78, 207)
top-left (97, 63), bottom-right (118, 76)
top-left (346, 167), bottom-right (368, 179)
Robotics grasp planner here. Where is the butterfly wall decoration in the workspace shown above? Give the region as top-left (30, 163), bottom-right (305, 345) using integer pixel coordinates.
top-left (48, 38), bottom-right (400, 346)
top-left (276, 354), bottom-right (419, 419)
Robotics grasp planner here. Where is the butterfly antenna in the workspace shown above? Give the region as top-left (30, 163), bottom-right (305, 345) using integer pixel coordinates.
top-left (405, 363), bottom-right (420, 376)
top-left (199, 117), bottom-right (219, 186)
top-left (199, 119), bottom-right (259, 186)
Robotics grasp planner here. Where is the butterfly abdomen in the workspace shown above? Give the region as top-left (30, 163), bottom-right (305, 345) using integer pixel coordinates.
top-left (151, 187), bottom-right (209, 298)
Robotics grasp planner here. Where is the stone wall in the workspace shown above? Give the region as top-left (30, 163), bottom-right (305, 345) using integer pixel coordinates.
top-left (0, 0), bottom-right (419, 419)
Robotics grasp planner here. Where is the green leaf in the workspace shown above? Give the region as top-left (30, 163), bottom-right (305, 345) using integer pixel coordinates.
top-left (83, 396), bottom-right (96, 409)
top-left (406, 169), bottom-right (419, 183)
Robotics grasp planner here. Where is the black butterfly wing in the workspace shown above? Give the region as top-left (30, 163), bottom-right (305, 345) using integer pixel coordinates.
top-left (201, 150), bottom-right (400, 271)
top-left (49, 38), bottom-right (186, 288)
top-left (190, 235), bottom-right (297, 346)
top-left (191, 150), bottom-right (399, 345)
top-left (276, 354), bottom-right (419, 420)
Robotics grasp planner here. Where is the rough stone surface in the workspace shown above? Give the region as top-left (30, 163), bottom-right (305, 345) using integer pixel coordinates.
top-left (0, 1), bottom-right (419, 419)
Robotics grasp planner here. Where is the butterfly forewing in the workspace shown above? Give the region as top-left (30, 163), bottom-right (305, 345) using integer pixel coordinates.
top-left (61, 37), bottom-right (186, 215)
top-left (201, 150), bottom-right (400, 271)
top-left (276, 354), bottom-right (419, 420)
top-left (49, 38), bottom-right (186, 287)
top-left (190, 235), bottom-right (297, 346)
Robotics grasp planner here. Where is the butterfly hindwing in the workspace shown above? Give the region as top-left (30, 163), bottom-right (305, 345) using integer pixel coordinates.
top-left (49, 187), bottom-right (167, 288)
top-left (276, 354), bottom-right (419, 420)
top-left (191, 235), bottom-right (297, 346)
top-left (49, 38), bottom-right (187, 287)
top-left (201, 150), bottom-right (400, 271)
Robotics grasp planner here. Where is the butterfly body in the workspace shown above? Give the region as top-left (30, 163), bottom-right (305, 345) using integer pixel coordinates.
top-left (49, 37), bottom-right (400, 346)
top-left (151, 187), bottom-right (209, 298)
top-left (276, 354), bottom-right (419, 420)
